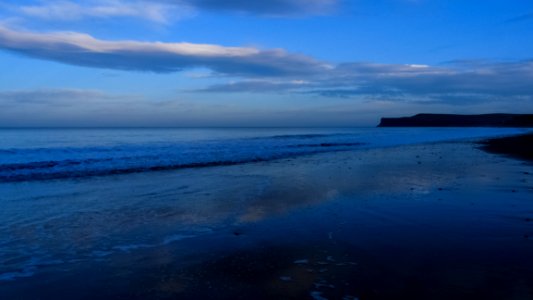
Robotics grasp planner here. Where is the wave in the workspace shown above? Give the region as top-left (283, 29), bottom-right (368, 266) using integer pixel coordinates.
top-left (1, 127), bottom-right (528, 183)
top-left (260, 133), bottom-right (353, 140)
top-left (0, 135), bottom-right (365, 182)
top-left (289, 142), bottom-right (364, 148)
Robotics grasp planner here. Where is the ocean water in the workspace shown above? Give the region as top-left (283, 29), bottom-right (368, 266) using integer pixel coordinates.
top-left (0, 127), bottom-right (532, 298)
top-left (0, 127), bottom-right (528, 182)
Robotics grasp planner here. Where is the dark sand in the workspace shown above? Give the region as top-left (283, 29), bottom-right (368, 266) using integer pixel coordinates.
top-left (479, 133), bottom-right (533, 162)
top-left (1, 137), bottom-right (532, 300)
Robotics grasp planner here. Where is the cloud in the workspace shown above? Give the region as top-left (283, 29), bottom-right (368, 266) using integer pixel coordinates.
top-left (1, 85), bottom-right (531, 128)
top-left (198, 60), bottom-right (533, 105)
top-left (505, 12), bottom-right (533, 23)
top-left (0, 89), bottom-right (111, 107)
top-left (0, 88), bottom-right (419, 127)
top-left (0, 88), bottom-right (194, 126)
top-left (0, 88), bottom-right (129, 126)
top-left (198, 79), bottom-right (310, 93)
top-left (4, 0), bottom-right (187, 24)
top-left (350, 60), bottom-right (533, 98)
top-left (0, 89), bottom-right (131, 111)
top-left (181, 0), bottom-right (338, 16)
top-left (0, 25), bottom-right (328, 76)
top-left (16, 0), bottom-right (184, 24)
top-left (10, 0), bottom-right (338, 24)
top-left (0, 88), bottom-right (364, 127)
top-left (0, 25), bottom-right (531, 109)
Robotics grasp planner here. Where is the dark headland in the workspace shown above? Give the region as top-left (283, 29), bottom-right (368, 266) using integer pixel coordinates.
top-left (378, 113), bottom-right (533, 127)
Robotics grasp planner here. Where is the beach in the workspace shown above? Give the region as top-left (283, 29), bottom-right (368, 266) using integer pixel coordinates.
top-left (2, 0), bottom-right (532, 298)
top-left (0, 129), bottom-right (532, 299)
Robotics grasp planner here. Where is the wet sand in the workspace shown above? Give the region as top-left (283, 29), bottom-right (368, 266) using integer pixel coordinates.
top-left (1, 138), bottom-right (532, 299)
top-left (480, 133), bottom-right (533, 162)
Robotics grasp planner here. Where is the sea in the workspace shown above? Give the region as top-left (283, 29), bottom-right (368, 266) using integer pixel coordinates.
top-left (0, 127), bottom-right (527, 182)
top-left (0, 127), bottom-right (531, 299)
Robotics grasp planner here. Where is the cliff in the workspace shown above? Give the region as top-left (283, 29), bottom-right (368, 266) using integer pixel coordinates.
top-left (378, 114), bottom-right (533, 127)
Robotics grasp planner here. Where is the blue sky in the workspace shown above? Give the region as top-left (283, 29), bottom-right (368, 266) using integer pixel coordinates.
top-left (0, 0), bottom-right (532, 127)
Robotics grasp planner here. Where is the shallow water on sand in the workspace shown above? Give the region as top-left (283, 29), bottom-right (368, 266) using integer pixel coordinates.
top-left (0, 128), bottom-right (532, 299)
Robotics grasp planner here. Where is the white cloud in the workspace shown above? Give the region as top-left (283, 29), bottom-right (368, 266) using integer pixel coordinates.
top-left (10, 0), bottom-right (339, 25)
top-left (17, 0), bottom-right (188, 24)
top-left (0, 25), bottom-right (328, 75)
top-left (0, 23), bottom-right (531, 109)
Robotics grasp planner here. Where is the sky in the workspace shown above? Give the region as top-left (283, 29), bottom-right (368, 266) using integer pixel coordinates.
top-left (0, 0), bottom-right (532, 127)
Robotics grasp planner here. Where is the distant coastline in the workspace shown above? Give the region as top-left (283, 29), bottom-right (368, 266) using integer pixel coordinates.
top-left (378, 113), bottom-right (533, 127)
